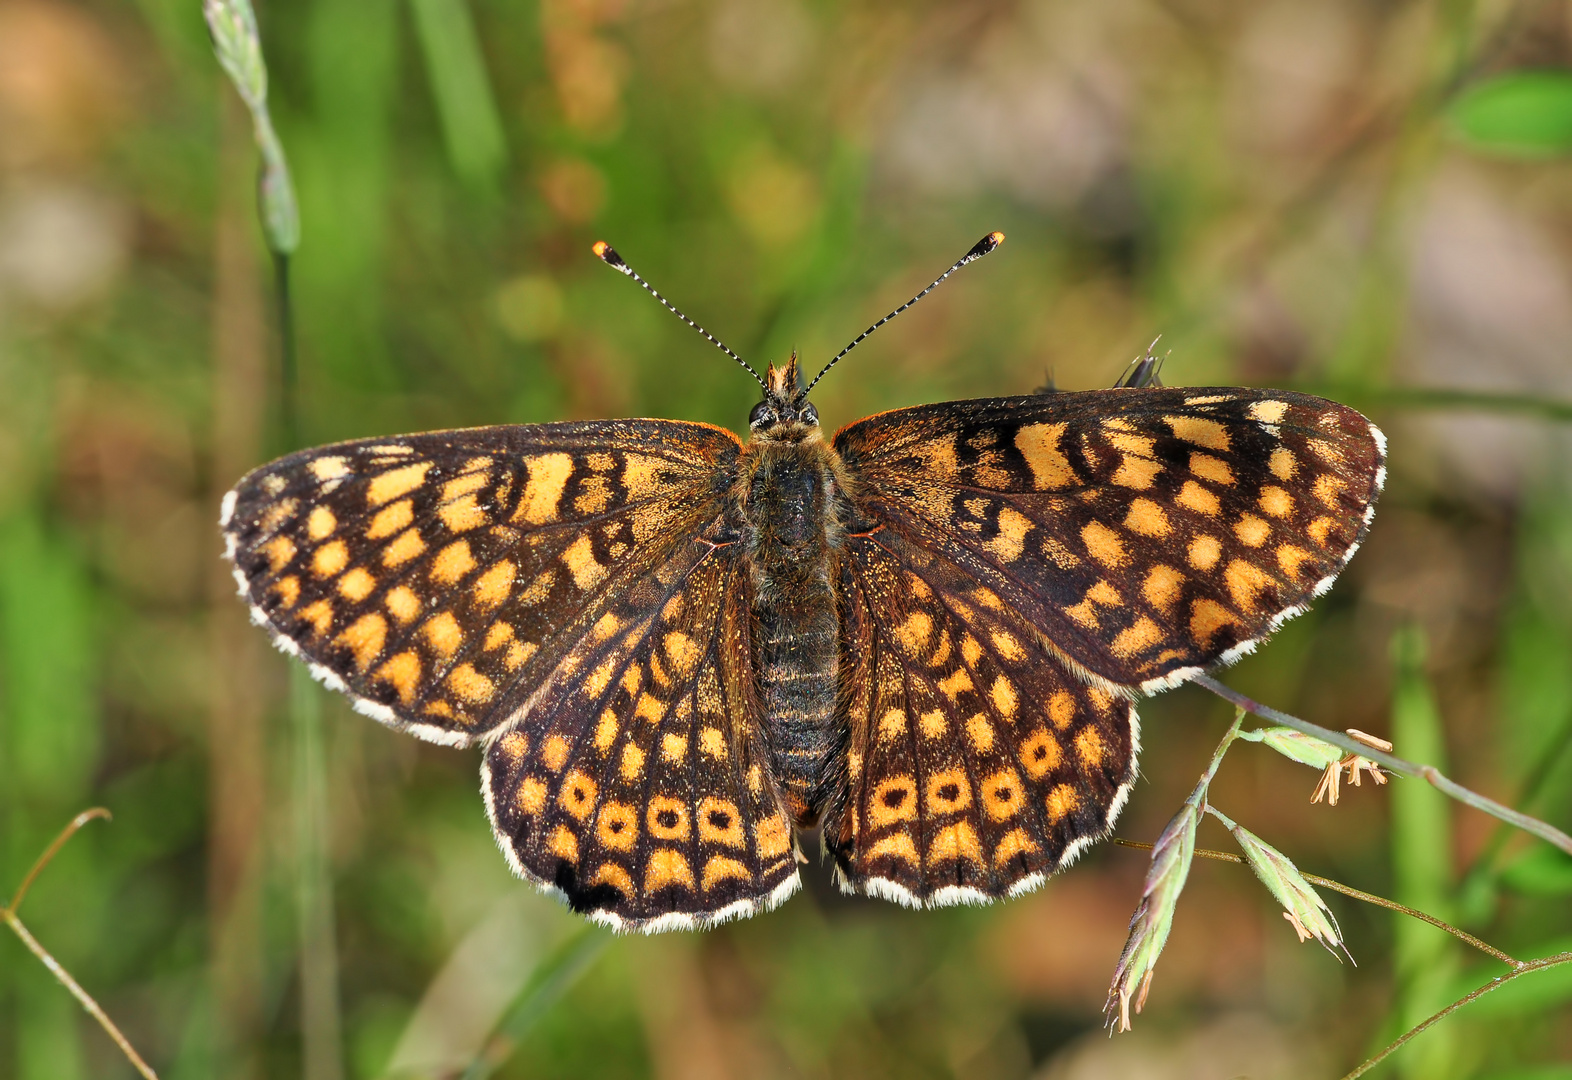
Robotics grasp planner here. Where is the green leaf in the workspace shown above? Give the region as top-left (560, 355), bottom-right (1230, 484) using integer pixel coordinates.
top-left (1449, 72), bottom-right (1572, 157)
top-left (1501, 844), bottom-right (1572, 896)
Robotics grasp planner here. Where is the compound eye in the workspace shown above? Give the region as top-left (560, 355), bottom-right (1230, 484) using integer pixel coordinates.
top-left (800, 403), bottom-right (819, 426)
top-left (749, 402), bottom-right (777, 429)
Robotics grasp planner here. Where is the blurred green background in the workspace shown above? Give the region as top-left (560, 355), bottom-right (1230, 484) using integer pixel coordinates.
top-left (2, 0), bottom-right (1572, 1077)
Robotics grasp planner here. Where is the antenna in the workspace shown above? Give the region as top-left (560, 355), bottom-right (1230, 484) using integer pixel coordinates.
top-left (803, 231), bottom-right (1005, 396)
top-left (591, 241), bottom-right (767, 393)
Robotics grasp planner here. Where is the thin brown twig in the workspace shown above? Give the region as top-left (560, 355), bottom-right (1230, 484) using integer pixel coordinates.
top-left (1338, 951), bottom-right (1572, 1080)
top-left (3, 808), bottom-right (160, 1080)
top-left (1111, 838), bottom-right (1518, 966)
top-left (2, 914), bottom-right (159, 1080)
top-left (1194, 675), bottom-right (1572, 857)
top-left (6, 808), bottom-right (112, 916)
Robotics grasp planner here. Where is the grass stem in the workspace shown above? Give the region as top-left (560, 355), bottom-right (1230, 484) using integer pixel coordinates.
top-left (1195, 675), bottom-right (1572, 856)
top-left (3, 810), bottom-right (160, 1080)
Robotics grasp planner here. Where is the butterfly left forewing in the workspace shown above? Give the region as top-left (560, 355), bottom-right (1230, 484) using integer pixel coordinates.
top-left (834, 387), bottom-right (1384, 692)
top-left (222, 420), bottom-right (741, 744)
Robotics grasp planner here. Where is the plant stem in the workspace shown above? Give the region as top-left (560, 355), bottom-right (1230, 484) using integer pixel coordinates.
top-left (1338, 951), bottom-right (1572, 1080)
top-left (2, 915), bottom-right (160, 1080)
top-left (5, 808), bottom-right (110, 916)
top-left (3, 810), bottom-right (159, 1079)
top-left (1194, 675), bottom-right (1572, 856)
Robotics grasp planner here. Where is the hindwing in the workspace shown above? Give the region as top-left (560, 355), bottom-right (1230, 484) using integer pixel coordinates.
top-left (482, 532), bottom-right (799, 930)
top-left (825, 525), bottom-right (1138, 905)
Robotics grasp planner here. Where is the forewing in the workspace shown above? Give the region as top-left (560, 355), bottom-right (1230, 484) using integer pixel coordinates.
top-left (221, 420), bottom-right (741, 745)
top-left (825, 527), bottom-right (1138, 905)
top-left (834, 388), bottom-right (1384, 691)
top-left (482, 536), bottom-right (799, 931)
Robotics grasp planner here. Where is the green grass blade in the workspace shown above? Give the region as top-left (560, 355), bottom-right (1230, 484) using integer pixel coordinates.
top-left (1388, 624), bottom-right (1461, 1079)
top-left (459, 930), bottom-right (610, 1080)
top-left (407, 0), bottom-right (508, 188)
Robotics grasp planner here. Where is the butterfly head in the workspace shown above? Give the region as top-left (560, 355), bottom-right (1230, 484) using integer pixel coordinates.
top-left (750, 352), bottom-right (820, 436)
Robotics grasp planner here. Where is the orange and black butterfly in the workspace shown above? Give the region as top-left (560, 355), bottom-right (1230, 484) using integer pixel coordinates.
top-left (222, 234), bottom-right (1384, 932)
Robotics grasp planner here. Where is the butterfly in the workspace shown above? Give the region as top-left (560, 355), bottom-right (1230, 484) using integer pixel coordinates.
top-left (221, 233), bottom-right (1385, 932)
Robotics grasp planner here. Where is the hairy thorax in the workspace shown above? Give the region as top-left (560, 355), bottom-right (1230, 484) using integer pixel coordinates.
top-left (736, 425), bottom-right (848, 824)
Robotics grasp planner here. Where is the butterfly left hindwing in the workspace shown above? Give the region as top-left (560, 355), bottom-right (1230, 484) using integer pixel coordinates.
top-left (482, 528), bottom-right (800, 930)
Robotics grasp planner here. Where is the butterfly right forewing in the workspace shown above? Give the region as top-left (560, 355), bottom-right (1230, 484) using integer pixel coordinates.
top-left (834, 388), bottom-right (1384, 693)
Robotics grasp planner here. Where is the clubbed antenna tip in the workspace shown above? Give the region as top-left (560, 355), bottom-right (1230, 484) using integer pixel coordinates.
top-left (590, 240), bottom-right (766, 392)
top-left (804, 231), bottom-right (1006, 395)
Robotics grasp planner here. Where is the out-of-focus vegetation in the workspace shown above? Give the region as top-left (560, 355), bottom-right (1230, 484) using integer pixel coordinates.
top-left (1, 1), bottom-right (1571, 1077)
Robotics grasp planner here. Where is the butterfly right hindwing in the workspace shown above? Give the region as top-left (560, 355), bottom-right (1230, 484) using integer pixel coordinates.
top-left (825, 523), bottom-right (1138, 906)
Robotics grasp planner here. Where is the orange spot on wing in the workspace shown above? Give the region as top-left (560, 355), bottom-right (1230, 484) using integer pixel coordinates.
top-left (1081, 521), bottom-right (1129, 567)
top-left (382, 528), bottom-right (426, 567)
top-left (1189, 599), bottom-right (1236, 648)
top-left (1124, 498), bottom-right (1171, 537)
top-left (993, 827), bottom-right (1040, 867)
top-left (1075, 726), bottom-right (1107, 768)
top-left (297, 599), bottom-right (333, 637)
top-left (367, 462), bottom-right (433, 507)
top-left (540, 734), bottom-right (569, 771)
top-left (336, 612), bottom-right (387, 671)
top-left (338, 567), bottom-right (376, 602)
top-left (1045, 784), bottom-right (1080, 823)
top-left (313, 540), bottom-right (349, 578)
top-left (927, 821), bottom-right (984, 866)
top-left (374, 651), bottom-right (421, 704)
top-left (430, 540), bottom-right (476, 585)
top-left (1176, 481), bottom-right (1221, 516)
top-left (471, 560), bottom-right (516, 610)
top-left (597, 802), bottom-right (638, 851)
top-left (1015, 422), bottom-right (1075, 490)
top-left (1143, 564), bottom-right (1185, 613)
top-left (422, 612), bottom-right (463, 660)
top-left (590, 862), bottom-right (634, 896)
top-left (1165, 415), bottom-right (1231, 450)
top-left (447, 662), bottom-right (495, 705)
top-left (1020, 728), bottom-right (1062, 778)
top-left (867, 832), bottom-right (920, 866)
top-left (1110, 616), bottom-right (1163, 659)
top-left (701, 856), bottom-right (750, 890)
top-left (439, 494), bottom-right (487, 533)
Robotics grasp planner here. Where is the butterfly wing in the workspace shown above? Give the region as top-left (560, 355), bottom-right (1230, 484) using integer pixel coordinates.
top-left (833, 388), bottom-right (1385, 693)
top-left (483, 534), bottom-right (800, 930)
top-left (221, 420), bottom-right (744, 744)
top-left (826, 526), bottom-right (1138, 904)
top-left (824, 387), bottom-right (1382, 903)
top-left (224, 420), bottom-right (801, 929)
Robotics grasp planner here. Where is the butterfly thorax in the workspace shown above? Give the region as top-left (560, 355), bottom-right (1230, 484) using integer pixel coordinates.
top-left (739, 360), bottom-right (848, 824)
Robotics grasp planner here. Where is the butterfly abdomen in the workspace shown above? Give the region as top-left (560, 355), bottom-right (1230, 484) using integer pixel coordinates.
top-left (742, 434), bottom-right (846, 823)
